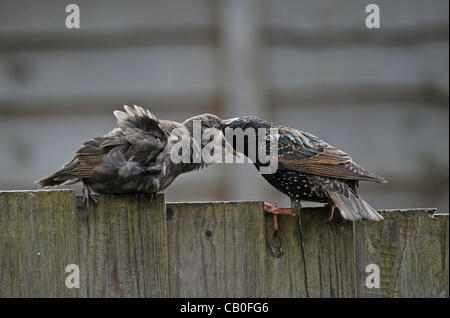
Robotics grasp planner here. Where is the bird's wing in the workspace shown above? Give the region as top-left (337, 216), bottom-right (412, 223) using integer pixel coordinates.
top-left (70, 137), bottom-right (122, 178)
top-left (113, 105), bottom-right (168, 152)
top-left (36, 105), bottom-right (172, 185)
top-left (270, 127), bottom-right (386, 183)
top-left (70, 105), bottom-right (169, 178)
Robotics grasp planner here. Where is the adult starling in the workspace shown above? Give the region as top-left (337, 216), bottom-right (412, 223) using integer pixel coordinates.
top-left (36, 105), bottom-right (228, 212)
top-left (220, 116), bottom-right (386, 230)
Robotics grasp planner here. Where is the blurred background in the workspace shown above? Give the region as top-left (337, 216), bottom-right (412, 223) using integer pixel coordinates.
top-left (0, 0), bottom-right (448, 212)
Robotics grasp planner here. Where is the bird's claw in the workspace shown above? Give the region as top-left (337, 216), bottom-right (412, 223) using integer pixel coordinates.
top-left (325, 202), bottom-right (336, 222)
top-left (264, 201), bottom-right (298, 232)
top-left (88, 192), bottom-right (98, 203)
top-left (82, 182), bottom-right (97, 215)
top-left (264, 202), bottom-right (297, 216)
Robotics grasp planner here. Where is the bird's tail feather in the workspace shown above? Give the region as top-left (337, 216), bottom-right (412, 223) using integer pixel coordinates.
top-left (35, 157), bottom-right (82, 187)
top-left (35, 173), bottom-right (66, 187)
top-left (35, 170), bottom-right (79, 187)
top-left (323, 183), bottom-right (383, 221)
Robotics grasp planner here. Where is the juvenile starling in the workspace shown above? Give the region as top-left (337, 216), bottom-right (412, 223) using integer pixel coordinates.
top-left (220, 116), bottom-right (386, 230)
top-left (36, 105), bottom-right (227, 212)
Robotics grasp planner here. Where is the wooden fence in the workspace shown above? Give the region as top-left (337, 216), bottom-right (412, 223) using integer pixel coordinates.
top-left (0, 190), bottom-right (448, 298)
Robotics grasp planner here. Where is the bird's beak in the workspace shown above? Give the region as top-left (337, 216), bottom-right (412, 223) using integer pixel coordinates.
top-left (220, 117), bottom-right (238, 128)
top-left (219, 118), bottom-right (240, 157)
top-left (221, 134), bottom-right (240, 158)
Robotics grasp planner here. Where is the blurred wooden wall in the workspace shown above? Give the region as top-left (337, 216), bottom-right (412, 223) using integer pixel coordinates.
top-left (0, 0), bottom-right (448, 212)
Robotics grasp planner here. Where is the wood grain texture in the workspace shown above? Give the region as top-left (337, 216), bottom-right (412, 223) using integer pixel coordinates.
top-left (264, 213), bottom-right (308, 297)
top-left (75, 193), bottom-right (168, 297)
top-left (298, 208), bottom-right (356, 298)
top-left (354, 209), bottom-right (449, 298)
top-left (0, 191), bottom-right (448, 298)
top-left (0, 190), bottom-right (168, 297)
top-left (166, 201), bottom-right (266, 297)
top-left (0, 190), bottom-right (79, 297)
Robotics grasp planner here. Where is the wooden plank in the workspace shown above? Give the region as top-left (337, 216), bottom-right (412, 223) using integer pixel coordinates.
top-left (0, 1), bottom-right (216, 52)
top-left (0, 0), bottom-right (214, 35)
top-left (0, 190), bottom-right (169, 297)
top-left (298, 208), bottom-right (356, 297)
top-left (266, 26), bottom-right (449, 48)
top-left (265, 0), bottom-right (449, 33)
top-left (2, 0), bottom-right (448, 45)
top-left (1, 191), bottom-right (448, 298)
top-left (166, 201), bottom-right (266, 297)
top-left (76, 193), bottom-right (168, 297)
top-left (0, 190), bottom-right (80, 297)
top-left (354, 209), bottom-right (449, 298)
top-left (264, 0), bottom-right (449, 47)
top-left (266, 43), bottom-right (449, 95)
top-left (264, 213), bottom-right (308, 297)
top-left (0, 46), bottom-right (216, 107)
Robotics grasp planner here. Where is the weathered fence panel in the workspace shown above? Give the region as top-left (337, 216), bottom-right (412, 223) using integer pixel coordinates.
top-left (264, 209), bottom-right (356, 298)
top-left (0, 190), bottom-right (448, 298)
top-left (297, 209), bottom-right (356, 298)
top-left (0, 190), bottom-right (168, 297)
top-left (354, 209), bottom-right (449, 298)
top-left (166, 201), bottom-right (266, 297)
top-left (0, 190), bottom-right (78, 297)
top-left (264, 211), bottom-right (308, 298)
top-left (74, 193), bottom-right (168, 298)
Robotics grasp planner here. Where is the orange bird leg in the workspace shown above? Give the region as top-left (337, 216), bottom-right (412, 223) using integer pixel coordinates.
top-left (264, 202), bottom-right (297, 232)
top-left (325, 202), bottom-right (336, 222)
top-left (273, 214), bottom-right (279, 232)
top-left (264, 202), bottom-right (296, 216)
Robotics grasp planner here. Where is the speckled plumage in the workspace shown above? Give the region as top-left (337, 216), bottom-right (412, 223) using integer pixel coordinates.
top-left (222, 116), bottom-right (386, 221)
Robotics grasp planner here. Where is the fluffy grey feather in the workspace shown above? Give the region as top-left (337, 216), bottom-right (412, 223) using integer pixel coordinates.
top-left (36, 105), bottom-right (224, 197)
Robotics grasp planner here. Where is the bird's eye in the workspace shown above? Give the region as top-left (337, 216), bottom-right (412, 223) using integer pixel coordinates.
top-left (214, 124), bottom-right (221, 129)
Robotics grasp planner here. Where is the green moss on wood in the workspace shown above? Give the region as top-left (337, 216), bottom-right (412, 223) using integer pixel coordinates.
top-left (0, 191), bottom-right (448, 298)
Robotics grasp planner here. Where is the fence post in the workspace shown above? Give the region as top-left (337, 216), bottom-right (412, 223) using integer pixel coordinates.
top-left (0, 190), bottom-right (448, 297)
top-left (354, 209), bottom-right (449, 297)
top-left (0, 190), bottom-right (169, 297)
top-left (166, 201), bottom-right (266, 297)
